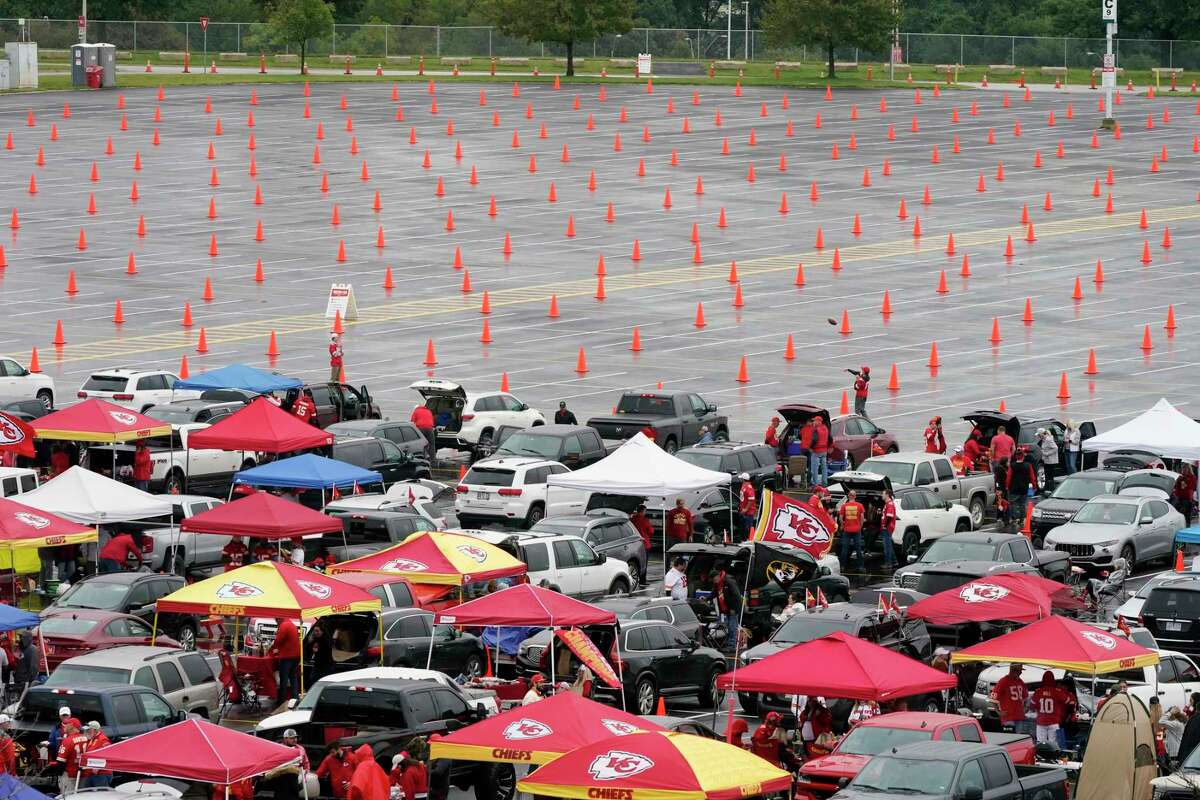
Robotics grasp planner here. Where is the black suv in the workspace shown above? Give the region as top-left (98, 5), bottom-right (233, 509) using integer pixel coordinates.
top-left (1141, 578), bottom-right (1200, 658)
top-left (530, 511), bottom-right (648, 587)
top-left (44, 572), bottom-right (198, 647)
top-left (284, 383), bottom-right (381, 429)
top-left (327, 419), bottom-right (430, 459)
top-left (313, 608), bottom-right (487, 678)
top-left (675, 442), bottom-right (782, 493)
top-left (331, 437), bottom-right (431, 486)
top-left (316, 510), bottom-right (439, 561)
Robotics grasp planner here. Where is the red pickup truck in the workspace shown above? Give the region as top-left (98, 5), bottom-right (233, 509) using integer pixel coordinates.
top-left (795, 712), bottom-right (1035, 800)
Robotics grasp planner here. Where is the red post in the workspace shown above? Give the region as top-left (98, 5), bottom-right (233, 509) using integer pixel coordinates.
top-left (418, 55), bottom-right (424, 75)
top-left (344, 57), bottom-right (351, 75)
top-left (1171, 71), bottom-right (1178, 92)
top-left (773, 64), bottom-right (780, 80)
top-left (490, 57), bottom-right (496, 76)
top-left (1019, 69), bottom-right (1025, 87)
top-left (708, 62), bottom-right (714, 79)
top-left (259, 53), bottom-right (266, 74)
top-left (183, 51), bottom-right (190, 73)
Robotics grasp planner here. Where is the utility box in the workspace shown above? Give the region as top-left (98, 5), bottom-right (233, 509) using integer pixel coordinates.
top-left (4, 41), bottom-right (37, 88)
top-left (70, 42), bottom-right (97, 87)
top-left (0, 60), bottom-right (10, 90)
top-left (94, 42), bottom-right (117, 86)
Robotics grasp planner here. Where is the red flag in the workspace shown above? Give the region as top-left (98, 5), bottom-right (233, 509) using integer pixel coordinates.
top-left (0, 411), bottom-right (36, 458)
top-left (888, 592), bottom-right (901, 616)
top-left (817, 587), bottom-right (829, 608)
top-left (1116, 616), bottom-right (1132, 637)
top-left (752, 488), bottom-right (835, 559)
top-left (330, 485), bottom-right (342, 500)
top-left (877, 595), bottom-right (888, 615)
top-left (408, 486), bottom-right (416, 504)
top-left (804, 588), bottom-right (815, 609)
top-left (352, 481), bottom-right (363, 495)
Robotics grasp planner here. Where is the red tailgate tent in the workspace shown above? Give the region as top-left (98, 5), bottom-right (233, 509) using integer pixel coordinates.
top-left (716, 631), bottom-right (956, 701)
top-left (435, 583), bottom-right (617, 628)
top-left (180, 492), bottom-right (343, 539)
top-left (187, 397), bottom-right (333, 453)
top-left (906, 572), bottom-right (1083, 625)
top-left (83, 718), bottom-right (300, 784)
top-left (32, 398), bottom-right (170, 442)
top-left (950, 615), bottom-right (1160, 674)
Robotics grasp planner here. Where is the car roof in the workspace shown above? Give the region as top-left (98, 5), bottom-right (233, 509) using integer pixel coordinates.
top-left (596, 596), bottom-right (677, 612)
top-left (1150, 578), bottom-right (1200, 593)
top-left (310, 667), bottom-right (456, 686)
top-left (334, 436), bottom-right (386, 447)
top-left (42, 609), bottom-right (132, 624)
top-left (328, 420), bottom-right (385, 430)
top-left (456, 528), bottom-right (572, 545)
top-left (533, 513), bottom-right (629, 528)
top-left (317, 677), bottom-right (443, 692)
top-left (1068, 469), bottom-right (1126, 480)
top-left (1084, 494), bottom-right (1143, 504)
top-left (328, 509), bottom-right (421, 521)
top-left (88, 368), bottom-right (166, 377)
top-left (938, 532), bottom-right (1018, 545)
top-left (859, 712), bottom-right (970, 729)
top-left (891, 741), bottom-right (994, 759)
top-left (470, 457), bottom-right (557, 468)
top-left (76, 572), bottom-right (164, 586)
top-left (60, 645), bottom-right (185, 667)
top-left (149, 399), bottom-right (236, 410)
top-left (510, 424), bottom-right (587, 435)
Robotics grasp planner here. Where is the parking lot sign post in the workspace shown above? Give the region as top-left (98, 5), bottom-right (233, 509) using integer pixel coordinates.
top-left (1102, 0), bottom-right (1116, 125)
top-left (200, 17), bottom-right (209, 61)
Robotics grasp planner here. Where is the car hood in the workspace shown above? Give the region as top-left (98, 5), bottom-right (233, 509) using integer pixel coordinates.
top-left (801, 752), bottom-right (871, 779)
top-left (408, 379), bottom-right (465, 399)
top-left (741, 639), bottom-right (790, 662)
top-left (1115, 597), bottom-right (1145, 621)
top-left (1045, 522), bottom-right (1134, 543)
top-left (256, 708), bottom-right (312, 734)
top-left (900, 560), bottom-right (1029, 577)
top-left (1034, 498), bottom-right (1086, 514)
top-left (828, 471), bottom-right (892, 495)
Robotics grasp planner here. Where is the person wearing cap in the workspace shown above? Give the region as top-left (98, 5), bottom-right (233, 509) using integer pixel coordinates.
top-left (0, 715), bottom-right (14, 775)
top-left (292, 388), bottom-right (318, 426)
top-left (289, 537), bottom-right (306, 566)
top-left (808, 414), bottom-right (830, 487)
top-left (317, 743), bottom-right (356, 800)
top-left (880, 488), bottom-right (898, 570)
top-left (847, 366), bottom-right (871, 417)
top-left (995, 663), bottom-right (1032, 735)
top-left (950, 446), bottom-right (967, 474)
top-left (48, 706), bottom-right (81, 757)
top-left (763, 416), bottom-right (780, 449)
top-left (737, 474), bottom-right (758, 541)
top-left (924, 417), bottom-right (946, 455)
top-left (283, 728), bottom-right (310, 773)
top-left (1037, 429), bottom-right (1059, 474)
top-left (54, 719), bottom-right (87, 796)
top-left (963, 428), bottom-right (986, 471)
top-left (838, 490), bottom-right (866, 572)
top-left (391, 751), bottom-right (428, 800)
top-left (750, 712), bottom-right (787, 767)
top-left (329, 334), bottom-right (344, 383)
top-left (553, 401), bottom-right (577, 425)
top-left (522, 674), bottom-right (545, 705)
top-left (81, 721), bottom-right (112, 787)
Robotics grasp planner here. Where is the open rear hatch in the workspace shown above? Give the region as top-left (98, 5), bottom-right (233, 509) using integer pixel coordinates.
top-left (409, 379), bottom-right (466, 434)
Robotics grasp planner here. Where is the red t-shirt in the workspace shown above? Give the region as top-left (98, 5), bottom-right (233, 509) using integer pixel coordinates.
top-left (995, 675), bottom-right (1028, 724)
top-left (631, 515), bottom-right (653, 549)
top-left (222, 541), bottom-right (248, 571)
top-left (99, 533), bottom-right (140, 564)
top-left (854, 377), bottom-right (869, 398)
top-left (1033, 686), bottom-right (1068, 726)
top-left (839, 501), bottom-right (865, 534)
top-left (329, 343), bottom-right (344, 368)
top-left (739, 483), bottom-right (757, 516)
top-left (882, 499), bottom-right (897, 534)
top-left (317, 754), bottom-right (355, 800)
top-left (133, 447), bottom-right (152, 481)
top-left (666, 507), bottom-right (693, 542)
top-left (991, 432), bottom-right (1016, 461)
top-left (410, 406), bottom-right (434, 429)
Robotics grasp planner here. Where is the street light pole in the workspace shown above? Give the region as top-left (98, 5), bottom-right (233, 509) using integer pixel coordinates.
top-left (726, 1), bottom-right (732, 60)
top-left (79, 0), bottom-right (86, 43)
top-left (743, 1), bottom-right (749, 61)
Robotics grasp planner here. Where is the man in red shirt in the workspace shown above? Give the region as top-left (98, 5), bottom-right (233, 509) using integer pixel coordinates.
top-left (81, 721), bottom-right (112, 788)
top-left (410, 404), bottom-right (435, 462)
top-left (763, 417), bottom-right (780, 449)
top-left (849, 366), bottom-right (871, 417)
top-left (990, 425), bottom-right (1016, 464)
top-left (329, 334), bottom-right (344, 383)
top-left (54, 720), bottom-right (87, 796)
top-left (270, 617), bottom-right (302, 702)
top-left (254, 541), bottom-right (277, 563)
top-left (222, 536), bottom-right (248, 572)
top-left (132, 442), bottom-right (152, 491)
top-left (737, 474), bottom-right (758, 541)
top-left (923, 417), bottom-right (946, 454)
top-left (880, 488), bottom-right (898, 569)
top-left (665, 498), bottom-right (693, 545)
top-left (98, 531), bottom-right (142, 573)
top-left (630, 505), bottom-right (654, 551)
top-left (809, 416), bottom-right (830, 487)
top-left (1032, 671), bottom-right (1069, 745)
top-left (0, 715), bottom-right (15, 775)
top-left (317, 744), bottom-right (356, 800)
top-left (995, 664), bottom-right (1031, 735)
top-left (838, 490), bottom-right (866, 571)
top-left (292, 388), bottom-right (317, 426)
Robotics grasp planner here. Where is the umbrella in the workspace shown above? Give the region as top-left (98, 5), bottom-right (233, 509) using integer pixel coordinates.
top-left (329, 530), bottom-right (527, 585)
top-left (716, 631), bottom-right (956, 701)
top-left (517, 730), bottom-right (792, 800)
top-left (154, 561), bottom-right (380, 619)
top-left (430, 691), bottom-right (665, 765)
top-left (950, 615), bottom-right (1160, 674)
top-left (906, 572), bottom-right (1083, 625)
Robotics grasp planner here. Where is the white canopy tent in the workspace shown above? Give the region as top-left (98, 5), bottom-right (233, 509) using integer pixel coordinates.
top-left (20, 466), bottom-right (172, 523)
top-left (546, 433), bottom-right (732, 556)
top-left (1081, 398), bottom-right (1200, 461)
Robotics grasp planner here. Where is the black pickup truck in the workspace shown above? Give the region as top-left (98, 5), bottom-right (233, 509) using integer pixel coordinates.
top-left (587, 392), bottom-right (729, 454)
top-left (892, 532), bottom-right (1072, 590)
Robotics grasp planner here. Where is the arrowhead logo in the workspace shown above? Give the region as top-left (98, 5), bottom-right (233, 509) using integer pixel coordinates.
top-left (13, 512), bottom-right (49, 529)
top-left (216, 581), bottom-right (263, 600)
top-left (768, 506), bottom-right (831, 548)
top-left (0, 413), bottom-right (27, 446)
top-left (456, 544), bottom-right (488, 564)
top-left (600, 719), bottom-right (641, 736)
top-left (588, 751), bottom-right (654, 781)
top-left (502, 719), bottom-right (552, 740)
top-left (958, 583), bottom-right (1010, 603)
top-left (296, 580), bottom-right (332, 600)
top-left (108, 411), bottom-right (138, 426)
top-left (1081, 630), bottom-right (1117, 650)
top-left (381, 558), bottom-right (429, 573)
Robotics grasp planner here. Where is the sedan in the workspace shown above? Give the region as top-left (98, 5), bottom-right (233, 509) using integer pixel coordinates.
top-left (38, 610), bottom-right (179, 670)
top-left (1044, 493), bottom-right (1185, 571)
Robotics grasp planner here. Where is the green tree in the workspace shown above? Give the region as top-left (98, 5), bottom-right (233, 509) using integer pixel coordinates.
top-left (763, 0), bottom-right (896, 78)
top-left (268, 0), bottom-right (334, 72)
top-left (478, 0), bottom-right (635, 76)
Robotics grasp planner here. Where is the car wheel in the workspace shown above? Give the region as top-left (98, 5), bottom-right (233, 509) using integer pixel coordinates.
top-left (36, 390), bottom-right (52, 411)
top-left (714, 428), bottom-right (729, 442)
top-left (1121, 543), bottom-right (1136, 573)
top-left (164, 470), bottom-right (185, 495)
top-left (663, 437), bottom-right (678, 455)
top-left (478, 430), bottom-right (494, 449)
top-left (921, 694), bottom-right (943, 713)
top-left (738, 691), bottom-right (759, 715)
top-left (176, 621), bottom-right (197, 651)
top-left (523, 503), bottom-right (545, 527)
top-left (700, 669), bottom-right (725, 708)
top-left (164, 547), bottom-right (186, 576)
top-left (463, 654), bottom-right (483, 680)
top-left (476, 764), bottom-right (516, 800)
top-left (968, 496), bottom-right (986, 528)
top-left (634, 676), bottom-right (657, 716)
top-left (903, 530), bottom-right (921, 561)
top-left (887, 445), bottom-right (899, 454)
top-left (626, 559), bottom-right (642, 587)
top-left (954, 518), bottom-right (972, 533)
top-left (608, 577), bottom-right (630, 596)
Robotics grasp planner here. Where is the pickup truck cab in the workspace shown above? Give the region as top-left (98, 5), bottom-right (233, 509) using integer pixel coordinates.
top-left (88, 424), bottom-right (253, 496)
top-left (832, 741), bottom-right (1068, 800)
top-left (587, 392), bottom-right (729, 454)
top-left (798, 712), bottom-right (1034, 800)
top-left (492, 424), bottom-right (610, 469)
top-left (457, 529), bottom-right (634, 598)
top-left (893, 532), bottom-right (1071, 590)
top-left (855, 453), bottom-right (994, 529)
top-left (129, 495), bottom-right (226, 575)
top-left (829, 471), bottom-right (973, 559)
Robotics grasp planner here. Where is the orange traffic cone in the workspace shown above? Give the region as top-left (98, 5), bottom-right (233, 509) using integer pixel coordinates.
top-left (1056, 372), bottom-right (1071, 400)
top-left (630, 327), bottom-right (643, 352)
top-left (423, 339), bottom-right (438, 366)
top-left (839, 390), bottom-right (850, 415)
top-left (113, 300), bottom-right (125, 324)
top-left (880, 290), bottom-right (892, 316)
top-left (1166, 305), bottom-right (1178, 332)
top-left (479, 320), bottom-right (492, 344)
top-left (783, 335), bottom-right (795, 360)
top-left (575, 348), bottom-right (588, 374)
top-left (1084, 349), bottom-right (1098, 375)
top-left (548, 295), bottom-right (560, 318)
top-left (266, 330), bottom-right (279, 357)
top-left (1142, 325), bottom-right (1154, 352)
top-left (1023, 298), bottom-right (1034, 324)
top-left (694, 303), bottom-right (706, 328)
top-left (181, 303), bottom-right (194, 327)
top-left (735, 356), bottom-right (749, 383)
top-left (28, 347), bottom-right (39, 373)
top-left (196, 327), bottom-right (209, 353)
top-left (838, 309), bottom-right (852, 335)
top-left (499, 372), bottom-right (510, 392)
top-left (887, 364), bottom-right (900, 391)
top-left (928, 342), bottom-right (941, 369)
top-left (989, 318), bottom-right (1002, 343)
top-left (1176, 549), bottom-right (1186, 572)
top-left (65, 271), bottom-right (78, 295)
top-left (255, 258), bottom-right (265, 283)
top-left (179, 356), bottom-right (190, 380)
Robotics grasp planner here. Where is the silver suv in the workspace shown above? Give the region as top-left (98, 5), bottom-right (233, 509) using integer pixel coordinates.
top-left (44, 645), bottom-right (221, 719)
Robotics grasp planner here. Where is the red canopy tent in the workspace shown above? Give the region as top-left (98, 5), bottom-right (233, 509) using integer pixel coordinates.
top-left (716, 630), bottom-right (956, 701)
top-left (0, 498), bottom-right (96, 548)
top-left (906, 572), bottom-right (1084, 625)
top-left (435, 584), bottom-right (617, 628)
top-left (32, 398), bottom-right (170, 442)
top-left (83, 718), bottom-right (300, 784)
top-left (180, 492), bottom-right (343, 538)
top-left (187, 397), bottom-right (333, 453)
top-left (950, 615), bottom-right (1160, 674)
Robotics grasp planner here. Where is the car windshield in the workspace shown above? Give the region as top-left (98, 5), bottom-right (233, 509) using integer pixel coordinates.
top-left (837, 726), bottom-right (933, 756)
top-left (462, 468), bottom-right (515, 487)
top-left (1122, 474), bottom-right (1175, 494)
top-left (39, 617), bottom-right (100, 636)
top-left (615, 395), bottom-right (674, 415)
top-left (858, 460), bottom-right (915, 485)
top-left (82, 375), bottom-right (127, 392)
top-left (675, 452), bottom-right (726, 471)
top-left (56, 582), bottom-right (128, 611)
top-left (852, 757), bottom-right (956, 795)
top-left (771, 615), bottom-right (857, 645)
top-left (1073, 502), bottom-right (1137, 525)
top-left (44, 665), bottom-right (132, 687)
top-left (919, 540), bottom-right (996, 563)
top-left (294, 683), bottom-right (327, 710)
top-left (1146, 587), bottom-right (1200, 619)
top-left (495, 433), bottom-right (561, 459)
top-left (144, 407), bottom-right (198, 425)
top-left (529, 522), bottom-right (583, 536)
top-left (1052, 477), bottom-right (1117, 501)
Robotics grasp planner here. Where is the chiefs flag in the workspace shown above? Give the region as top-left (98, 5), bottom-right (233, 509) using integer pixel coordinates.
top-left (555, 628), bottom-right (621, 689)
top-left (0, 412), bottom-right (36, 458)
top-left (751, 488), bottom-right (835, 559)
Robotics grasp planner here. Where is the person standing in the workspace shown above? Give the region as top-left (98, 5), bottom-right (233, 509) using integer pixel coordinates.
top-left (809, 416), bottom-right (830, 488)
top-left (990, 425), bottom-right (1016, 465)
top-left (306, 625), bottom-right (335, 684)
top-left (664, 557), bottom-right (688, 601)
top-left (98, 530), bottom-right (142, 573)
top-left (271, 617), bottom-right (301, 703)
top-left (292, 388), bottom-right (318, 426)
top-left (410, 404), bottom-right (436, 463)
top-left (630, 505), bottom-right (653, 551)
top-left (763, 416), bottom-right (780, 449)
top-left (329, 334), bottom-right (344, 383)
top-left (554, 402), bottom-right (577, 425)
top-left (880, 488), bottom-right (898, 569)
top-left (54, 720), bottom-right (87, 797)
top-left (665, 498), bottom-right (693, 546)
top-left (282, 728), bottom-right (310, 784)
top-left (81, 721), bottom-right (112, 788)
top-left (1032, 672), bottom-right (1069, 746)
top-left (12, 633), bottom-right (37, 695)
top-left (1065, 421), bottom-right (1081, 474)
top-left (995, 664), bottom-right (1032, 736)
top-left (737, 474), bottom-right (758, 540)
top-left (992, 457), bottom-right (1011, 529)
top-left (0, 716), bottom-right (15, 775)
top-left (391, 751), bottom-right (428, 800)
top-left (847, 366), bottom-right (871, 417)
top-left (132, 441), bottom-right (152, 491)
top-left (963, 430), bottom-right (986, 471)
top-left (839, 490), bottom-right (866, 571)
top-left (1007, 448), bottom-right (1038, 532)
top-left (222, 536), bottom-right (248, 572)
top-left (923, 417), bottom-right (946, 454)
top-left (1174, 465), bottom-right (1198, 525)
top-left (1037, 429), bottom-right (1059, 477)
top-left (317, 744), bottom-right (356, 800)
top-left (713, 569), bottom-right (742, 652)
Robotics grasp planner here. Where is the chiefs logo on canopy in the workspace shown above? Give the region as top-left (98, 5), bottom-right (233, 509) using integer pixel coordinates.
top-left (382, 558), bottom-right (429, 573)
top-left (296, 580), bottom-right (332, 600)
top-left (456, 544), bottom-right (488, 564)
top-left (14, 512), bottom-right (50, 529)
top-left (959, 583), bottom-right (1010, 604)
top-left (216, 581), bottom-right (264, 600)
top-left (109, 411), bottom-right (138, 426)
top-left (502, 719), bottom-right (553, 740)
top-left (1081, 630), bottom-right (1117, 650)
top-left (600, 719), bottom-right (641, 736)
top-left (588, 751), bottom-right (655, 781)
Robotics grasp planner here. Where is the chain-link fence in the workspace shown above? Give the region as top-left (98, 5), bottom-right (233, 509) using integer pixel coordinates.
top-left (7, 20), bottom-right (1200, 71)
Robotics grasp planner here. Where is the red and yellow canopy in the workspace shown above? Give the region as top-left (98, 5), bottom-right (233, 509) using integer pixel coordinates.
top-left (0, 498), bottom-right (96, 548)
top-left (155, 561), bottom-right (380, 619)
top-left (517, 730), bottom-right (792, 800)
top-left (950, 615), bottom-right (1159, 674)
top-left (329, 531), bottom-right (526, 585)
top-left (33, 399), bottom-right (170, 443)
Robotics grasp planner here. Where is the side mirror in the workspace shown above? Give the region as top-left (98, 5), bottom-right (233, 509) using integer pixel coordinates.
top-left (960, 788), bottom-right (983, 800)
top-left (819, 566), bottom-right (831, 576)
top-left (836, 778), bottom-right (849, 789)
top-left (707, 403), bottom-right (718, 413)
top-left (287, 698), bottom-right (298, 710)
top-left (907, 554), bottom-right (918, 563)
top-left (519, 403), bottom-right (529, 411)
top-left (443, 719), bottom-right (464, 732)
top-left (1140, 516), bottom-right (1153, 525)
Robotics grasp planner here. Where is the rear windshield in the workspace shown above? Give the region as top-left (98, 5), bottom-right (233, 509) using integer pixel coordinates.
top-left (45, 665), bottom-right (132, 687)
top-left (1052, 477), bottom-right (1117, 501)
top-left (463, 468), bottom-right (515, 487)
top-left (40, 618), bottom-right (99, 636)
top-left (1147, 587), bottom-right (1200, 619)
top-left (919, 540), bottom-right (996, 563)
top-left (857, 460), bottom-right (915, 485)
top-left (1122, 474), bottom-right (1175, 494)
top-left (82, 376), bottom-right (128, 392)
top-left (917, 572), bottom-right (979, 595)
top-left (308, 685), bottom-right (410, 727)
top-left (56, 582), bottom-right (128, 611)
top-left (18, 691), bottom-right (106, 725)
top-left (771, 615), bottom-right (857, 645)
top-left (676, 452), bottom-right (725, 471)
top-left (837, 726), bottom-right (932, 756)
top-left (496, 433), bottom-right (561, 459)
top-left (615, 395), bottom-right (673, 415)
top-left (144, 407), bottom-right (196, 425)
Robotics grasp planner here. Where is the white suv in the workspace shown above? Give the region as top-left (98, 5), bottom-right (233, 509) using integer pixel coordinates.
top-left (458, 529), bottom-right (634, 598)
top-left (77, 369), bottom-right (199, 412)
top-left (410, 379), bottom-right (545, 451)
top-left (0, 355), bottom-right (54, 410)
top-left (455, 457), bottom-right (587, 528)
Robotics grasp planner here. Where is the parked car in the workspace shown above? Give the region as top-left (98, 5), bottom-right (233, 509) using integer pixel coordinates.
top-left (38, 610), bottom-right (179, 670)
top-left (1030, 469), bottom-right (1125, 544)
top-left (144, 399), bottom-right (246, 425)
top-left (587, 392), bottom-right (729, 454)
top-left (332, 436), bottom-right (431, 485)
top-left (324, 479), bottom-right (452, 530)
top-left (313, 608), bottom-right (487, 678)
top-left (284, 382), bottom-right (381, 429)
top-left (1118, 468), bottom-right (1180, 497)
top-left (962, 410), bottom-right (1098, 485)
top-left (410, 379), bottom-right (545, 452)
top-left (126, 495), bottom-right (226, 574)
top-left (326, 419), bottom-right (430, 458)
top-left (89, 425), bottom-right (252, 496)
top-left (44, 645), bottom-right (220, 718)
top-left (492, 424), bottom-right (611, 468)
top-left (0, 355), bottom-right (54, 409)
top-left (893, 533), bottom-right (1071, 589)
top-left (455, 457), bottom-right (587, 528)
top-left (77, 369), bottom-right (197, 412)
top-left (328, 570), bottom-right (458, 612)
top-left (1101, 449), bottom-right (1166, 472)
top-left (458, 529), bottom-right (634, 598)
top-left (1140, 579), bottom-right (1200, 658)
top-left (44, 572), bottom-right (199, 650)
top-left (639, 715), bottom-right (721, 738)
top-left (0, 467), bottom-right (37, 498)
top-left (828, 471), bottom-right (973, 559)
top-left (2, 398), bottom-right (52, 421)
top-left (675, 442), bottom-right (783, 493)
top-left (1043, 493), bottom-right (1185, 571)
top-left (470, 424), bottom-right (522, 462)
top-left (775, 405), bottom-right (900, 468)
top-left (1116, 572), bottom-right (1200, 625)
top-left (530, 511), bottom-right (648, 587)
top-left (830, 741), bottom-right (1068, 800)
top-left (318, 509), bottom-right (439, 561)
top-left (851, 453), bottom-right (994, 528)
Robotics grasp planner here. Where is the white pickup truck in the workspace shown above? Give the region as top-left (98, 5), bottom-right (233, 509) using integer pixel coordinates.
top-left (855, 452), bottom-right (996, 529)
top-left (88, 424), bottom-right (255, 496)
top-left (128, 495), bottom-right (228, 573)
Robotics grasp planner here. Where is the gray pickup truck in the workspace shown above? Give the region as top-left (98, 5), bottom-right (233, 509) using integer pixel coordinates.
top-left (832, 741), bottom-right (1067, 800)
top-left (586, 392), bottom-right (729, 454)
top-left (856, 452), bottom-right (995, 528)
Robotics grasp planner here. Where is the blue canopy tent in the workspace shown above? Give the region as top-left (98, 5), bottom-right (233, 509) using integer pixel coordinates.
top-left (174, 363), bottom-right (302, 395)
top-left (1178, 526), bottom-right (1200, 546)
top-left (233, 454), bottom-right (383, 505)
top-left (0, 604), bottom-right (40, 632)
top-left (0, 774), bottom-right (53, 800)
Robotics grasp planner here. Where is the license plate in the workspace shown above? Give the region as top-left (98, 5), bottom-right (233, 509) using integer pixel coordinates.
top-left (475, 492), bottom-right (489, 500)
top-left (1164, 621), bottom-right (1184, 632)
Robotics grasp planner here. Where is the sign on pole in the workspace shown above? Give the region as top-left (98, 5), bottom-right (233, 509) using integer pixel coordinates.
top-left (77, 15), bottom-right (86, 30)
top-left (198, 16), bottom-right (209, 30)
top-left (1102, 53), bottom-right (1114, 71)
top-left (325, 283), bottom-right (359, 320)
top-left (637, 53), bottom-right (652, 76)
top-left (1101, 0), bottom-right (1116, 21)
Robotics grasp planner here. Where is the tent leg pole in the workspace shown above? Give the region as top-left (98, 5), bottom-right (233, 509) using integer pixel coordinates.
top-left (550, 627), bottom-right (555, 689)
top-left (426, 636), bottom-right (434, 669)
top-left (38, 624), bottom-right (49, 676)
top-left (235, 617), bottom-right (240, 654)
top-left (151, 610), bottom-right (159, 646)
top-left (299, 626), bottom-right (305, 695)
top-left (615, 623), bottom-right (625, 712)
top-left (379, 612), bottom-right (384, 666)
top-left (661, 510), bottom-right (667, 572)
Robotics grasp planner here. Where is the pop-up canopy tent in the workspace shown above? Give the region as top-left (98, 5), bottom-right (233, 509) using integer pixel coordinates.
top-left (0, 774), bottom-right (53, 800)
top-left (180, 492), bottom-right (343, 538)
top-left (174, 363), bottom-right (301, 395)
top-left (329, 531), bottom-right (527, 585)
top-left (716, 630), bottom-right (956, 701)
top-left (20, 466), bottom-right (172, 524)
top-left (906, 573), bottom-right (1083, 625)
top-left (31, 399), bottom-right (171, 442)
top-left (234, 453), bottom-right (380, 491)
top-left (188, 398), bottom-right (333, 453)
top-left (1082, 398), bottom-right (1200, 461)
top-left (0, 497), bottom-right (98, 582)
top-left (950, 615), bottom-right (1160, 674)
top-left (84, 718), bottom-right (300, 787)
